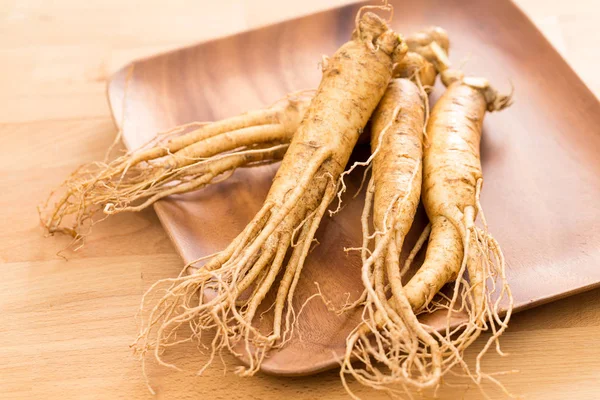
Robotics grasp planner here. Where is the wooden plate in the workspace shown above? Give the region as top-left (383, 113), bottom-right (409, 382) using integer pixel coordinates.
top-left (107, 0), bottom-right (600, 376)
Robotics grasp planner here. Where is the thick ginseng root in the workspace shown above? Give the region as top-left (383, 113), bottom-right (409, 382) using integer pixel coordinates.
top-left (340, 78), bottom-right (441, 396)
top-left (404, 42), bottom-right (513, 376)
top-left (133, 10), bottom-right (407, 381)
top-left (406, 78), bottom-right (513, 385)
top-left (40, 90), bottom-right (313, 242)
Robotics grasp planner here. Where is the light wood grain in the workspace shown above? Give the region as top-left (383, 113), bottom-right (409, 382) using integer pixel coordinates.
top-left (1, 1), bottom-right (599, 399)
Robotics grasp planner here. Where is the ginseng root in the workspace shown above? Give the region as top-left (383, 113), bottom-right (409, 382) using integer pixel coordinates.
top-left (40, 90), bottom-right (313, 243)
top-left (133, 9), bottom-right (407, 382)
top-left (340, 75), bottom-right (435, 395)
top-left (404, 73), bottom-right (513, 388)
top-left (402, 38), bottom-right (514, 389)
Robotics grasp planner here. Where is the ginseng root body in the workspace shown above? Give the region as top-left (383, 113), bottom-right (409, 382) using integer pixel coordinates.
top-left (41, 91), bottom-right (313, 244)
top-left (341, 76), bottom-right (437, 394)
top-left (134, 11), bottom-right (407, 381)
top-left (406, 78), bottom-right (513, 377)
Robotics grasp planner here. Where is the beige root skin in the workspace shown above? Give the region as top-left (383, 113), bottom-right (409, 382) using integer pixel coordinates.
top-left (393, 52), bottom-right (437, 89)
top-left (401, 80), bottom-right (513, 388)
top-left (134, 11), bottom-right (406, 383)
top-left (106, 144), bottom-right (289, 214)
top-left (404, 216), bottom-right (461, 312)
top-left (40, 91), bottom-right (313, 244)
top-left (341, 78), bottom-right (442, 394)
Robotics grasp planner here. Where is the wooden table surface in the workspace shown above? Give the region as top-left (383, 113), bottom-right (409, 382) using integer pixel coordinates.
top-left (1, 1), bottom-right (599, 399)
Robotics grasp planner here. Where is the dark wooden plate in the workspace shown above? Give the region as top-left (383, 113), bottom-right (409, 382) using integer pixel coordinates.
top-left (107, 0), bottom-right (600, 376)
